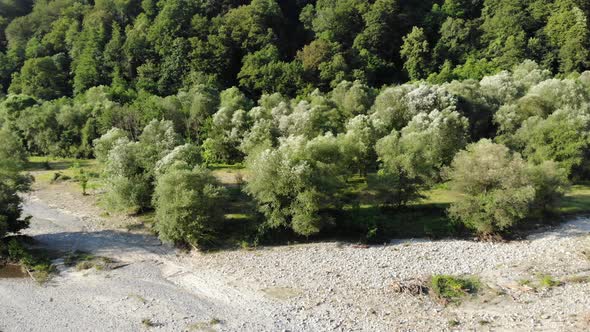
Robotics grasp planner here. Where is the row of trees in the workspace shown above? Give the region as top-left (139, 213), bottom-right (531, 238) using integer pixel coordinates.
top-left (71, 61), bottom-right (584, 246)
top-left (0, 0), bottom-right (589, 100)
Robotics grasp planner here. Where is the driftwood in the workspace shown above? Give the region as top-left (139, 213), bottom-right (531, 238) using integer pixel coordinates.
top-left (391, 278), bottom-right (429, 295)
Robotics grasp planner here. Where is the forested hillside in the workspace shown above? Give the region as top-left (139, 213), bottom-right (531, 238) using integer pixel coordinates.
top-left (1, 0), bottom-right (590, 246)
top-left (0, 0), bottom-right (588, 98)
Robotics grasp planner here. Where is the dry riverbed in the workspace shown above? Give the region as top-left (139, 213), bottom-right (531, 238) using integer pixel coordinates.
top-left (1, 182), bottom-right (590, 331)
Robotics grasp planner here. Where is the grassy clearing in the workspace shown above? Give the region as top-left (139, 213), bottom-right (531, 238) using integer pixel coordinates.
top-left (28, 156), bottom-right (103, 191)
top-left (558, 184), bottom-right (590, 215)
top-left (430, 275), bottom-right (481, 304)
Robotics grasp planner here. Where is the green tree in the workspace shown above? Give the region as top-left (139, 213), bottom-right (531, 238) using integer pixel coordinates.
top-left (245, 134), bottom-right (348, 236)
top-left (445, 139), bottom-right (538, 235)
top-left (153, 164), bottom-right (226, 246)
top-left (400, 27), bottom-right (430, 80)
top-left (0, 125), bottom-right (32, 240)
top-left (9, 56), bottom-right (68, 100)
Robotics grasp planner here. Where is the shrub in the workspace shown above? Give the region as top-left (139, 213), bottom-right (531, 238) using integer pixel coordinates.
top-left (445, 140), bottom-right (535, 235)
top-left (153, 165), bottom-right (226, 246)
top-left (100, 120), bottom-right (181, 213)
top-left (245, 134), bottom-right (348, 236)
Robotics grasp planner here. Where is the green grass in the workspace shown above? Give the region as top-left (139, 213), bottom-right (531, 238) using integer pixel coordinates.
top-left (558, 184), bottom-right (590, 214)
top-left (28, 156), bottom-right (103, 189)
top-left (63, 251), bottom-right (113, 271)
top-left (538, 274), bottom-right (561, 288)
top-left (430, 275), bottom-right (481, 304)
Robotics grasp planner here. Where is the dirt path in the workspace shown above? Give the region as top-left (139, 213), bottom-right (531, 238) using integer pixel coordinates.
top-left (1, 185), bottom-right (590, 331)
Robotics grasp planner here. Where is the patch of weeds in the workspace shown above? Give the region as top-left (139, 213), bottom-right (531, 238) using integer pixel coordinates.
top-left (141, 318), bottom-right (157, 327)
top-left (448, 319), bottom-right (460, 327)
top-left (64, 251), bottom-right (94, 266)
top-left (209, 318), bottom-right (222, 325)
top-left (518, 279), bottom-right (532, 287)
top-left (478, 320), bottom-right (491, 326)
top-left (430, 275), bottom-right (480, 305)
top-left (538, 274), bottom-right (561, 288)
top-left (6, 239), bottom-right (55, 283)
top-left (64, 251), bottom-right (113, 271)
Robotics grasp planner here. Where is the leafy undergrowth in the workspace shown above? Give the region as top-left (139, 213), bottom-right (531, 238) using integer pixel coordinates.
top-left (2, 238), bottom-right (56, 283)
top-left (430, 275), bottom-right (481, 305)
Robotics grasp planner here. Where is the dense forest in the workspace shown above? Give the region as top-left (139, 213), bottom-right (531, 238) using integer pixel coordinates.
top-left (2, 0), bottom-right (590, 248)
top-left (0, 0), bottom-right (589, 98)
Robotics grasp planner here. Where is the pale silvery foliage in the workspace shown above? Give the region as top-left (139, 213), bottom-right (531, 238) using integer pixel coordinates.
top-left (512, 60), bottom-right (551, 90)
top-left (245, 134), bottom-right (346, 236)
top-left (578, 71), bottom-right (590, 87)
top-left (154, 143), bottom-right (201, 177)
top-left (229, 109), bottom-right (249, 141)
top-left (370, 84), bottom-right (414, 133)
top-left (371, 83), bottom-right (456, 135)
top-left (396, 107), bottom-right (469, 182)
top-left (93, 127), bottom-right (128, 163)
top-left (279, 100), bottom-right (313, 137)
top-left (528, 78), bottom-right (590, 110)
top-left (212, 107), bottom-right (234, 129)
top-left (338, 115), bottom-right (376, 174)
top-left (405, 84), bottom-right (457, 115)
top-left (479, 71), bottom-right (524, 108)
top-left (445, 140), bottom-right (534, 226)
top-left (104, 138), bottom-right (139, 178)
top-left (139, 119), bottom-right (178, 155)
top-left (270, 101), bottom-right (292, 124)
top-left (240, 118), bottom-right (276, 156)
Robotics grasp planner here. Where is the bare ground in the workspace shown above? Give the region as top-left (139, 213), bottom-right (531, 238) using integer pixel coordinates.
top-left (1, 181), bottom-right (590, 331)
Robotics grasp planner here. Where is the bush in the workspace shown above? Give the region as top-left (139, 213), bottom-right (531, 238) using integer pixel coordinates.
top-left (245, 135), bottom-right (348, 236)
top-left (445, 140), bottom-right (532, 235)
top-left (153, 165), bottom-right (226, 246)
top-left (154, 144), bottom-right (201, 178)
top-left (445, 140), bottom-right (570, 236)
